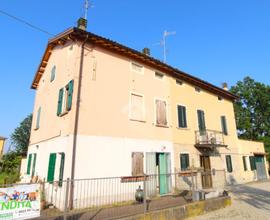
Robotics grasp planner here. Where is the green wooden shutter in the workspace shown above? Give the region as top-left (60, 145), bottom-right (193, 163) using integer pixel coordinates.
top-left (178, 106), bottom-right (187, 128)
top-left (67, 80), bottom-right (74, 111)
top-left (249, 156), bottom-right (256, 171)
top-left (180, 154), bottom-right (189, 171)
top-left (57, 88), bottom-right (64, 116)
top-left (221, 116), bottom-right (228, 135)
top-left (242, 156), bottom-right (247, 171)
top-left (31, 153), bottom-right (37, 177)
top-left (226, 155), bottom-right (233, 172)
top-left (50, 65), bottom-right (56, 82)
top-left (58, 153), bottom-right (65, 187)
top-left (197, 110), bottom-right (206, 132)
top-left (36, 107), bottom-right (41, 129)
top-left (27, 154), bottom-right (32, 175)
top-left (47, 153), bottom-right (57, 182)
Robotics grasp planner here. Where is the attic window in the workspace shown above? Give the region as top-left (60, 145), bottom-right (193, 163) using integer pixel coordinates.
top-left (155, 72), bottom-right (164, 79)
top-left (50, 65), bottom-right (56, 82)
top-left (195, 87), bottom-right (201, 93)
top-left (176, 79), bottom-right (183, 85)
top-left (218, 96), bottom-right (223, 101)
top-left (131, 62), bottom-right (143, 73)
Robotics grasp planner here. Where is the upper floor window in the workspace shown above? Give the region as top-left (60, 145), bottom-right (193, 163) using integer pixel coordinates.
top-left (50, 65), bottom-right (56, 82)
top-left (176, 79), bottom-right (183, 86)
top-left (130, 93), bottom-right (144, 122)
top-left (155, 99), bottom-right (168, 127)
top-left (218, 96), bottom-right (223, 101)
top-left (177, 105), bottom-right (187, 128)
top-left (57, 80), bottom-right (74, 116)
top-left (155, 72), bottom-right (164, 79)
top-left (35, 107), bottom-right (41, 130)
top-left (195, 87), bottom-right (201, 93)
top-left (226, 155), bottom-right (233, 173)
top-left (197, 110), bottom-right (206, 132)
top-left (131, 62), bottom-right (143, 74)
top-left (221, 116), bottom-right (228, 135)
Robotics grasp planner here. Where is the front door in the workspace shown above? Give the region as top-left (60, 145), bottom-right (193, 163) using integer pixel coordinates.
top-left (255, 156), bottom-right (267, 180)
top-left (159, 153), bottom-right (169, 194)
top-left (200, 155), bottom-right (212, 188)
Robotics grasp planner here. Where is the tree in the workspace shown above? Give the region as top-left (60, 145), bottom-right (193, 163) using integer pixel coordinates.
top-left (230, 77), bottom-right (270, 160)
top-left (10, 114), bottom-right (32, 155)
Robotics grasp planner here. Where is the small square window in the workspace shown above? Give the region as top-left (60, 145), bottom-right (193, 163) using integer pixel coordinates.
top-left (131, 62), bottom-right (143, 73)
top-left (155, 72), bottom-right (164, 79)
top-left (218, 96), bottom-right (223, 101)
top-left (195, 87), bottom-right (201, 93)
top-left (176, 79), bottom-right (183, 85)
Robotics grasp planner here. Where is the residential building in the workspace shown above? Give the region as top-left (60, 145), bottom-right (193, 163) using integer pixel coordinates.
top-left (0, 136), bottom-right (6, 159)
top-left (25, 23), bottom-right (268, 197)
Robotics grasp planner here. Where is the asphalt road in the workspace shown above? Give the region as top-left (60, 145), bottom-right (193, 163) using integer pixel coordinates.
top-left (190, 180), bottom-right (270, 220)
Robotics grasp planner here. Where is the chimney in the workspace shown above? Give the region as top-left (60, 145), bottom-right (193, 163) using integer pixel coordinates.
top-left (77, 17), bottom-right (87, 31)
top-left (222, 82), bottom-right (228, 91)
top-left (142, 48), bottom-right (150, 56)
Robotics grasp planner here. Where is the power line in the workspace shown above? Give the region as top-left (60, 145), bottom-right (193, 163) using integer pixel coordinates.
top-left (0, 9), bottom-right (54, 36)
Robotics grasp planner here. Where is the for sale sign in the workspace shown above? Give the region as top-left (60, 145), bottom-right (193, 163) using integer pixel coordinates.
top-left (0, 184), bottom-right (40, 220)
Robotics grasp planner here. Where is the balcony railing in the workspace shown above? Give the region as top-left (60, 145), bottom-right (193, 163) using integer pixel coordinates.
top-left (195, 129), bottom-right (226, 149)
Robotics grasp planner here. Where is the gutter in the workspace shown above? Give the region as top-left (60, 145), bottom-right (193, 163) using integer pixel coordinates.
top-left (69, 33), bottom-right (89, 210)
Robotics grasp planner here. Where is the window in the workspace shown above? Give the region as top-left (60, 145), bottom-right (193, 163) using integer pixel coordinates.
top-left (218, 96), bottom-right (223, 101)
top-left (195, 87), bottom-right (201, 93)
top-left (176, 79), bottom-right (183, 85)
top-left (226, 155), bottom-right (233, 173)
top-left (132, 152), bottom-right (144, 176)
top-left (131, 62), bottom-right (143, 73)
top-left (50, 65), bottom-right (56, 82)
top-left (155, 99), bottom-right (168, 126)
top-left (177, 105), bottom-right (187, 128)
top-left (27, 154), bottom-right (32, 175)
top-left (57, 80), bottom-right (74, 116)
top-left (221, 116), bottom-right (228, 135)
top-left (130, 93), bottom-right (144, 121)
top-left (155, 72), bottom-right (164, 79)
top-left (243, 156), bottom-right (247, 171)
top-left (35, 107), bottom-right (41, 130)
top-left (31, 153), bottom-right (37, 177)
top-left (197, 110), bottom-right (206, 132)
top-left (47, 153), bottom-right (57, 182)
top-left (180, 153), bottom-right (189, 171)
top-left (249, 156), bottom-right (256, 171)
top-left (58, 153), bottom-right (65, 187)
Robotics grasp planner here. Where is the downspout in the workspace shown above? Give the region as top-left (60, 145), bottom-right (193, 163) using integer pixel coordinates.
top-left (69, 33), bottom-right (89, 210)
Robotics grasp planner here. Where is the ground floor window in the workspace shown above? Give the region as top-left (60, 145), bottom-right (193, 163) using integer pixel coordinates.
top-left (132, 152), bottom-right (144, 176)
top-left (180, 153), bottom-right (189, 171)
top-left (249, 156), bottom-right (256, 171)
top-left (242, 156), bottom-right (247, 171)
top-left (225, 155), bottom-right (233, 173)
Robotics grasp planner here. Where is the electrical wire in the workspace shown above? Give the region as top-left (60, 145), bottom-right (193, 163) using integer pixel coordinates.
top-left (0, 9), bottom-right (55, 36)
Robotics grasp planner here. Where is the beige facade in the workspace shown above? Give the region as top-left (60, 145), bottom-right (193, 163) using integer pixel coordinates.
top-left (26, 27), bottom-right (268, 189)
top-left (0, 136), bottom-right (6, 159)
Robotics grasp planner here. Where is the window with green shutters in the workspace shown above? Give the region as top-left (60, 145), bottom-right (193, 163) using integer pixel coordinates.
top-left (177, 105), bottom-right (187, 128)
top-left (57, 80), bottom-right (74, 116)
top-left (197, 110), bottom-right (206, 133)
top-left (221, 116), bottom-right (228, 135)
top-left (249, 156), bottom-right (256, 171)
top-left (27, 154), bottom-right (32, 175)
top-left (35, 107), bottom-right (41, 129)
top-left (225, 155), bottom-right (233, 173)
top-left (242, 156), bottom-right (247, 171)
top-left (31, 153), bottom-right (37, 177)
top-left (180, 153), bottom-right (189, 171)
top-left (47, 153), bottom-right (57, 182)
top-left (58, 153), bottom-right (65, 187)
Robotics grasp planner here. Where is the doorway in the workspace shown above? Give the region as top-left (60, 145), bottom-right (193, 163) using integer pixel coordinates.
top-left (200, 155), bottom-right (212, 188)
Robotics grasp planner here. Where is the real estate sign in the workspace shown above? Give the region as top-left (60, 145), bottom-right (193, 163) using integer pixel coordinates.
top-left (0, 184), bottom-right (40, 220)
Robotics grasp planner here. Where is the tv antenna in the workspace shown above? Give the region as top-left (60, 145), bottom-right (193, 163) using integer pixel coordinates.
top-left (83, 0), bottom-right (94, 20)
top-left (154, 30), bottom-right (176, 63)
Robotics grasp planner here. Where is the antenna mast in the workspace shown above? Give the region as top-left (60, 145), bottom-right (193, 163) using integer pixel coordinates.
top-left (162, 30), bottom-right (176, 63)
top-left (84, 0), bottom-right (89, 20)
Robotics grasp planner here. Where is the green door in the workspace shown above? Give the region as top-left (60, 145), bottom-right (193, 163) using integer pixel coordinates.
top-left (159, 153), bottom-right (168, 195)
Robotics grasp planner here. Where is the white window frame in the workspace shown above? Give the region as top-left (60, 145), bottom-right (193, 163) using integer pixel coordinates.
top-left (130, 62), bottom-right (144, 74)
top-left (129, 92), bottom-right (146, 122)
top-left (154, 97), bottom-right (169, 127)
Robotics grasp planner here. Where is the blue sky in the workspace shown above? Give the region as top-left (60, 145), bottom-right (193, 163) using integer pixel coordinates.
top-left (0, 0), bottom-right (270, 150)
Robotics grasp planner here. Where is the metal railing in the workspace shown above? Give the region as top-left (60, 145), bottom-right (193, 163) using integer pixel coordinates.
top-left (0, 170), bottom-right (226, 220)
top-left (195, 129), bottom-right (225, 147)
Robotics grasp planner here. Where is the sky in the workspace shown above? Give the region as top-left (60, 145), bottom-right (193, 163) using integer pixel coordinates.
top-left (0, 0), bottom-right (270, 150)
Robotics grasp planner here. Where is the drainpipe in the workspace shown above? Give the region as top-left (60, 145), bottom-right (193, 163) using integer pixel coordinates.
top-left (69, 33), bottom-right (89, 210)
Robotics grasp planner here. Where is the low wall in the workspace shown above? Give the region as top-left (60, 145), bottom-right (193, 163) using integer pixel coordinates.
top-left (122, 196), bottom-right (231, 220)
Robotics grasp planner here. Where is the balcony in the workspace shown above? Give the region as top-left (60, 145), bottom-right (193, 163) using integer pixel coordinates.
top-left (195, 129), bottom-right (227, 150)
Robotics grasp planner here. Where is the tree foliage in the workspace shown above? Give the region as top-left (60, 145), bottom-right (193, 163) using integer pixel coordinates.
top-left (10, 114), bottom-right (32, 155)
top-left (230, 77), bottom-right (270, 159)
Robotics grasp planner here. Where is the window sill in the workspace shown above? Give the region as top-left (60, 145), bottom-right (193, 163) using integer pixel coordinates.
top-left (155, 124), bottom-right (169, 128)
top-left (59, 111), bottom-right (68, 117)
top-left (176, 127), bottom-right (189, 130)
top-left (34, 127), bottom-right (39, 131)
top-left (121, 175), bottom-right (147, 183)
top-left (129, 118), bottom-right (146, 123)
